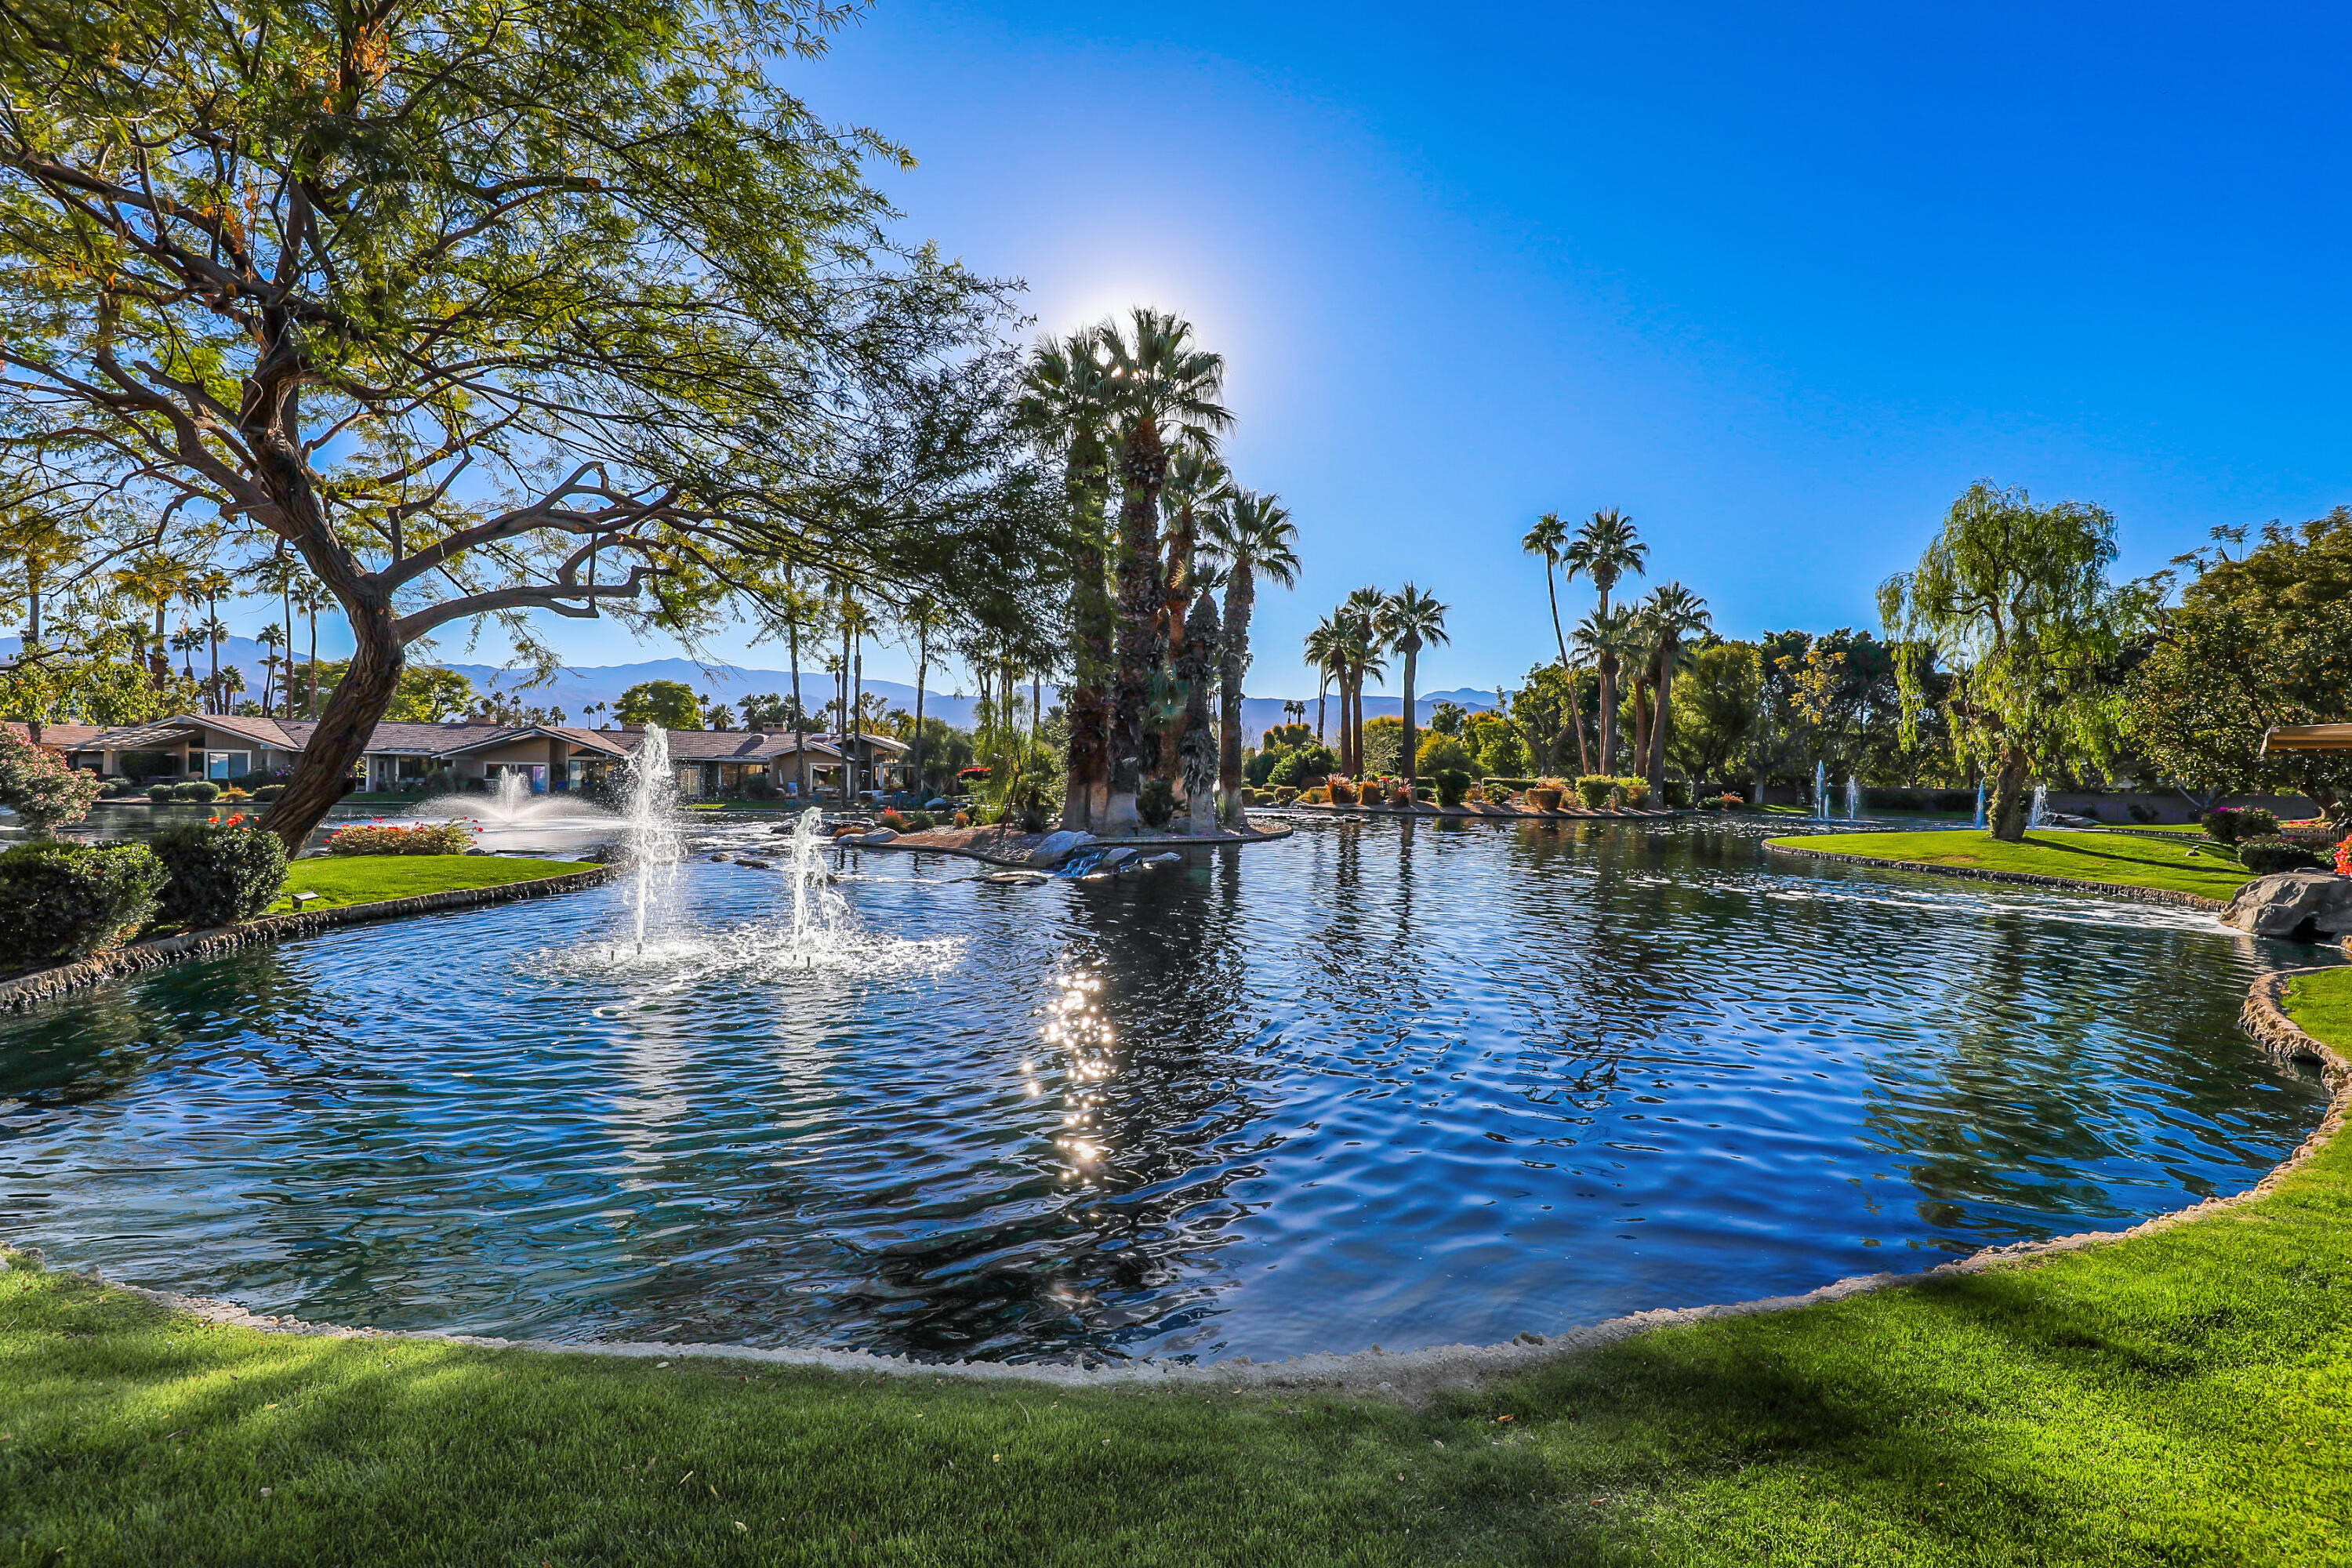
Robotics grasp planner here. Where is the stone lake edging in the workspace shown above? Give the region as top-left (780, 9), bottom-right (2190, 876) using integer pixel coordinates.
top-left (0, 864), bottom-right (619, 1014)
top-left (1763, 840), bottom-right (2234, 910)
top-left (1280, 801), bottom-right (1682, 822)
top-left (864, 822), bottom-right (1294, 869)
top-left (33, 966), bottom-right (2346, 1403)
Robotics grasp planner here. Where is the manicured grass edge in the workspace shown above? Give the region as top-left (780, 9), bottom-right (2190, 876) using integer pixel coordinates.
top-left (1763, 837), bottom-right (2234, 909)
top-left (0, 862), bottom-right (615, 1015)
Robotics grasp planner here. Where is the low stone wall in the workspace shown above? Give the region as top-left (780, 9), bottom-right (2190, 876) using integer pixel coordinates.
top-left (0, 864), bottom-right (619, 1014)
top-left (1766, 841), bottom-right (2230, 911)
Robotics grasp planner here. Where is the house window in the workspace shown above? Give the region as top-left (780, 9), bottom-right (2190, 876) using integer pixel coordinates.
top-left (205, 750), bottom-right (252, 780)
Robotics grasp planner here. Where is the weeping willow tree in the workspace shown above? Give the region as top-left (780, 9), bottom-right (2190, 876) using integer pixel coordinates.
top-left (1879, 482), bottom-right (2155, 841)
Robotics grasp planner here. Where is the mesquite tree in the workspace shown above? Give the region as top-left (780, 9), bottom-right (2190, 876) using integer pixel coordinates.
top-left (0, 0), bottom-right (1047, 850)
top-left (1880, 482), bottom-right (2154, 841)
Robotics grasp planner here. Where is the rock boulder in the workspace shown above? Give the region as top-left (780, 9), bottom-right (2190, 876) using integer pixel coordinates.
top-left (2220, 871), bottom-right (2352, 940)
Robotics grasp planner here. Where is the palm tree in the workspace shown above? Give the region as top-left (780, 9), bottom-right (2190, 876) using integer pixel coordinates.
top-left (1200, 488), bottom-right (1301, 825)
top-left (1099, 308), bottom-right (1232, 833)
top-left (1638, 583), bottom-right (1712, 794)
top-left (764, 575), bottom-right (827, 797)
top-left (191, 564), bottom-right (234, 710)
top-left (1340, 586), bottom-right (1388, 777)
top-left (1377, 584), bottom-right (1450, 792)
top-left (1521, 512), bottom-right (1573, 671)
top-left (1571, 603), bottom-right (1639, 775)
top-left (220, 663), bottom-right (248, 713)
top-left (900, 592), bottom-right (949, 796)
top-left (1560, 510), bottom-right (1648, 771)
top-left (112, 547), bottom-right (194, 688)
top-left (1283, 699), bottom-right (1306, 727)
top-left (1014, 329), bottom-right (1120, 829)
top-left (1156, 444), bottom-right (1233, 786)
top-left (1304, 618), bottom-right (1345, 754)
top-left (256, 622), bottom-right (287, 714)
top-left (293, 575), bottom-right (334, 720)
top-left (170, 622), bottom-right (203, 682)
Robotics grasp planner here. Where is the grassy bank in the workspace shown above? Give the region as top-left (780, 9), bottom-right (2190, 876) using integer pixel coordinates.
top-left (266, 855), bottom-right (597, 914)
top-left (1773, 827), bottom-right (2256, 901)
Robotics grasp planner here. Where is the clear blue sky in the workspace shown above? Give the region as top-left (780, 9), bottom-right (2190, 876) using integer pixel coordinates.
top-left (334, 2), bottom-right (2352, 699)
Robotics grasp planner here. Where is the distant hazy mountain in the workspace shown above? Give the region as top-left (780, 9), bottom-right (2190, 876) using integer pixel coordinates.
top-left (3, 637), bottom-right (1498, 739)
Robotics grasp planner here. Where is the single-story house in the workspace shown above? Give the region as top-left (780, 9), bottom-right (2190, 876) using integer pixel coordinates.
top-left (9, 715), bottom-right (910, 800)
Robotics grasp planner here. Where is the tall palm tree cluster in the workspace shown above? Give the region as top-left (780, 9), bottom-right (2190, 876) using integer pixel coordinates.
top-left (1016, 309), bottom-right (1301, 835)
top-left (1303, 583), bottom-right (1453, 787)
top-left (1523, 510), bottom-right (1712, 795)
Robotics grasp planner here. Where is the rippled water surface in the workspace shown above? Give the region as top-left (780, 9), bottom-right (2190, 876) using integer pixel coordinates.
top-left (0, 815), bottom-right (2332, 1363)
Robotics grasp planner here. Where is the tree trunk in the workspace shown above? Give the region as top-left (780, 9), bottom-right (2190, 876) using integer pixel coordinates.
top-left (1218, 566), bottom-right (1255, 826)
top-left (1315, 679), bottom-right (1327, 748)
top-left (1646, 645), bottom-right (1674, 795)
top-left (1628, 677), bottom-right (1651, 784)
top-left (1989, 745), bottom-right (2033, 842)
top-left (1570, 668), bottom-right (1593, 776)
top-left (1105, 421), bottom-right (1168, 833)
top-left (262, 590), bottom-right (399, 854)
top-left (913, 639), bottom-right (927, 800)
top-left (205, 595), bottom-right (219, 714)
top-left (789, 618), bottom-right (807, 800)
top-left (1179, 593), bottom-right (1220, 834)
top-left (1400, 642), bottom-right (1421, 789)
top-left (1157, 497), bottom-right (1198, 789)
top-left (1597, 651), bottom-right (1619, 775)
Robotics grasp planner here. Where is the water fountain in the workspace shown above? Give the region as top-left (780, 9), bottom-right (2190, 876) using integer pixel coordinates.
top-left (1844, 776), bottom-right (1862, 821)
top-left (1973, 780), bottom-right (1987, 828)
top-left (1813, 760), bottom-right (1828, 817)
top-left (2028, 782), bottom-right (2049, 829)
top-left (622, 724), bottom-right (682, 953)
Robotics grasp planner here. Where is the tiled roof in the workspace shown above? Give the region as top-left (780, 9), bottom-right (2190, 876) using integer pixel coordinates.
top-left (3, 721), bottom-right (110, 750)
top-left (655, 728), bottom-right (844, 761)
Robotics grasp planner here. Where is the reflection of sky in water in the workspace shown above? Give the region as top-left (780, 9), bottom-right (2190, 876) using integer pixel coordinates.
top-left (0, 816), bottom-right (2333, 1364)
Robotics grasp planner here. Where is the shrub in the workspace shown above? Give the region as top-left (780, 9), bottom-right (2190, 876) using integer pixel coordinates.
top-left (151, 822), bottom-right (289, 927)
top-left (254, 784), bottom-right (285, 803)
top-left (900, 810), bottom-right (936, 832)
top-left (1388, 785), bottom-right (1413, 808)
top-left (2238, 836), bottom-right (2327, 875)
top-left (953, 809), bottom-right (971, 828)
top-left (147, 782), bottom-right (176, 802)
top-left (1617, 777), bottom-right (1651, 808)
top-left (1466, 784), bottom-right (1487, 805)
top-left (1414, 733), bottom-right (1478, 777)
top-left (1483, 778), bottom-right (1538, 793)
top-left (879, 808), bottom-right (906, 830)
top-left (1526, 786), bottom-right (1563, 811)
top-left (1432, 768), bottom-right (1472, 807)
top-left (1661, 779), bottom-right (1693, 809)
top-left (2204, 806), bottom-right (2278, 844)
top-left (0, 731), bottom-right (104, 836)
top-left (172, 780), bottom-right (221, 802)
top-left (1327, 776), bottom-right (1359, 805)
top-left (2128, 802), bottom-right (2158, 823)
top-left (1575, 775), bottom-right (1616, 810)
top-left (1268, 745), bottom-right (1338, 789)
top-left (0, 841), bottom-right (167, 967)
top-left (1136, 778), bottom-right (1177, 829)
top-left (324, 820), bottom-right (476, 856)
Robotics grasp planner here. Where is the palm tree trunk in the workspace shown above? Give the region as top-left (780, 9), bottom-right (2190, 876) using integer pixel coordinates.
top-left (1545, 563), bottom-right (1569, 670)
top-left (205, 593), bottom-right (219, 713)
top-left (1106, 421), bottom-right (1169, 832)
top-left (1646, 645), bottom-right (1674, 793)
top-left (1570, 669), bottom-right (1593, 775)
top-left (307, 602), bottom-right (320, 720)
top-left (913, 635), bottom-right (927, 800)
top-left (1158, 499), bottom-right (1198, 789)
top-left (789, 617), bottom-right (807, 799)
top-left (1218, 565), bottom-right (1255, 826)
top-left (1180, 593), bottom-right (1220, 833)
top-left (1400, 643), bottom-right (1420, 789)
top-left (1597, 652), bottom-right (1618, 775)
top-left (1315, 677), bottom-right (1327, 747)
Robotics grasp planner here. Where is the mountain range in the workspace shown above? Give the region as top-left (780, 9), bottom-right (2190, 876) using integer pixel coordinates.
top-left (5, 637), bottom-right (1501, 741)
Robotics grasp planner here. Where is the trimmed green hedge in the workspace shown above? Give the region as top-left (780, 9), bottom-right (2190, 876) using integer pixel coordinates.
top-left (0, 842), bottom-right (167, 968)
top-left (151, 822), bottom-right (289, 927)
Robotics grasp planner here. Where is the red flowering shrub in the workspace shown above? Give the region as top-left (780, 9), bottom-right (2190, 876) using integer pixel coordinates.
top-left (324, 821), bottom-right (475, 856)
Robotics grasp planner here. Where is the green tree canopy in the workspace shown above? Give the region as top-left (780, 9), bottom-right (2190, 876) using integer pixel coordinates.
top-left (617, 681), bottom-right (705, 732)
top-left (2125, 511), bottom-right (2352, 822)
top-left (314, 662), bottom-right (479, 724)
top-left (1881, 482), bottom-right (2155, 839)
top-left (0, 0), bottom-right (1051, 848)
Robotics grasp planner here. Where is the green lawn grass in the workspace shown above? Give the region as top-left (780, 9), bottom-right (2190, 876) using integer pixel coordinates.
top-left (1773, 827), bottom-right (2256, 900)
top-left (267, 855), bottom-right (596, 914)
top-left (5, 935), bottom-right (2347, 1563)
